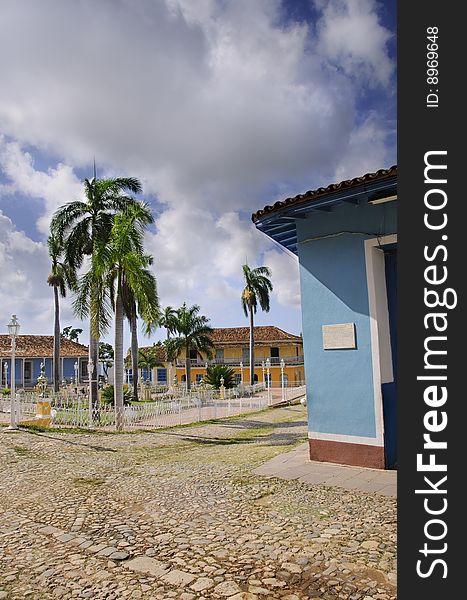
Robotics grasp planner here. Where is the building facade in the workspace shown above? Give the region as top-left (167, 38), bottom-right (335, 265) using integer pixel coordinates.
top-left (252, 167), bottom-right (397, 469)
top-left (0, 335), bottom-right (89, 388)
top-left (140, 326), bottom-right (304, 387)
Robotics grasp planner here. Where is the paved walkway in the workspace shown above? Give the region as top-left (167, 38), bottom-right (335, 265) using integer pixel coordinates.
top-left (254, 443), bottom-right (397, 497)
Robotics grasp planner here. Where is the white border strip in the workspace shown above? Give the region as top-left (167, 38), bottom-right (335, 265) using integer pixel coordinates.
top-left (308, 430), bottom-right (383, 447)
top-left (364, 233), bottom-right (397, 447)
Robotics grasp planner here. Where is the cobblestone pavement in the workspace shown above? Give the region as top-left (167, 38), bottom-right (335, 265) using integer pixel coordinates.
top-left (0, 405), bottom-right (396, 600)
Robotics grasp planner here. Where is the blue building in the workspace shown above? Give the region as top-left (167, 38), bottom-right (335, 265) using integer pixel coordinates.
top-left (0, 335), bottom-right (89, 387)
top-left (252, 167), bottom-right (397, 469)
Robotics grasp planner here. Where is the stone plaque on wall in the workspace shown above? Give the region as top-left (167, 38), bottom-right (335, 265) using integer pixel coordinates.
top-left (322, 323), bottom-right (356, 350)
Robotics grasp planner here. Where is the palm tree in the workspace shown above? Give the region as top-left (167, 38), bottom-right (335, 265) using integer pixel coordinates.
top-left (91, 201), bottom-right (159, 429)
top-left (170, 303), bottom-right (214, 390)
top-left (51, 175), bottom-right (142, 411)
top-left (138, 348), bottom-right (163, 382)
top-left (241, 265), bottom-right (273, 385)
top-left (47, 233), bottom-right (77, 393)
top-left (160, 306), bottom-right (177, 339)
top-left (205, 365), bottom-right (235, 389)
top-left (122, 265), bottom-right (160, 402)
top-left (163, 337), bottom-right (180, 388)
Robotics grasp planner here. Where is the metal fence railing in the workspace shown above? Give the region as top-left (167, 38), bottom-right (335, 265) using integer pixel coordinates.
top-left (0, 383), bottom-right (306, 431)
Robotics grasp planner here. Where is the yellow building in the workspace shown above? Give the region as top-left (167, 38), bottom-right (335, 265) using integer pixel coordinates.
top-left (142, 326), bottom-right (304, 387)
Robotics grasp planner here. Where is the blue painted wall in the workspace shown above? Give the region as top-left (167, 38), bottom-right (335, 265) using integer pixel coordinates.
top-left (1, 356), bottom-right (87, 386)
top-left (296, 201), bottom-right (397, 438)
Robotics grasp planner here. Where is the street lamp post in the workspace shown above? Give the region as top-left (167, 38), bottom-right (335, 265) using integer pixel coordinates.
top-left (265, 358), bottom-right (271, 405)
top-left (74, 361), bottom-right (79, 386)
top-left (3, 361), bottom-right (8, 389)
top-left (87, 359), bottom-right (94, 426)
top-left (280, 358), bottom-right (285, 402)
top-left (239, 361), bottom-right (243, 386)
top-left (262, 361), bottom-right (265, 388)
top-left (7, 315), bottom-right (20, 430)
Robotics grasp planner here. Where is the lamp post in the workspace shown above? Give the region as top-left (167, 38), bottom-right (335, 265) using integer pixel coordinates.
top-left (3, 361), bottom-right (8, 389)
top-left (87, 359), bottom-right (94, 426)
top-left (262, 361), bottom-right (265, 388)
top-left (280, 358), bottom-right (285, 402)
top-left (7, 315), bottom-right (20, 430)
top-left (239, 361), bottom-right (243, 386)
top-left (265, 358), bottom-right (271, 405)
top-left (74, 361), bottom-right (79, 386)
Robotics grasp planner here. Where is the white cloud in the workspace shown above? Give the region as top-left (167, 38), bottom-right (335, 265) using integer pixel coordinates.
top-left (144, 207), bottom-right (266, 309)
top-left (0, 136), bottom-right (83, 235)
top-left (0, 0), bottom-right (394, 336)
top-left (315, 0), bottom-right (394, 87)
top-left (332, 112), bottom-right (394, 181)
top-left (0, 0), bottom-right (394, 213)
top-left (0, 211), bottom-right (57, 333)
top-left (263, 249), bottom-right (301, 308)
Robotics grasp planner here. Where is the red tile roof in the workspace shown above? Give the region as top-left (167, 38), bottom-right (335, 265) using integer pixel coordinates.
top-left (252, 165), bottom-right (397, 222)
top-left (0, 335), bottom-right (88, 358)
top-left (209, 326), bottom-right (302, 346)
top-left (141, 326), bottom-right (302, 357)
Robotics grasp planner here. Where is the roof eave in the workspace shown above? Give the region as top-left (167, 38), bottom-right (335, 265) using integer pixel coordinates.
top-left (253, 170), bottom-right (397, 255)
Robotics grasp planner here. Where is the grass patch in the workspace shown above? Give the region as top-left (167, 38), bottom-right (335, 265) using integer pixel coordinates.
top-left (11, 445), bottom-right (31, 456)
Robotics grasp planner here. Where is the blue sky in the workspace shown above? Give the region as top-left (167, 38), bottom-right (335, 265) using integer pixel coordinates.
top-left (0, 0), bottom-right (396, 346)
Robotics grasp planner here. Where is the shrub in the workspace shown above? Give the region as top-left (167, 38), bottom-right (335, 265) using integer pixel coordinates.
top-left (1, 388), bottom-right (11, 396)
top-left (100, 384), bottom-right (132, 405)
top-left (205, 365), bottom-right (236, 389)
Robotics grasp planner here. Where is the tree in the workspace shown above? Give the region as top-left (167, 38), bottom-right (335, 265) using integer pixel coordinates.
top-left (99, 342), bottom-right (114, 379)
top-left (121, 261), bottom-right (160, 402)
top-left (138, 347), bottom-right (163, 381)
top-left (92, 201), bottom-right (159, 429)
top-left (205, 365), bottom-right (235, 389)
top-left (241, 265), bottom-right (273, 385)
top-left (51, 175), bottom-right (143, 413)
top-left (170, 303), bottom-right (215, 390)
top-left (163, 338), bottom-right (180, 388)
top-left (47, 233), bottom-right (77, 393)
top-left (160, 306), bottom-right (177, 339)
top-left (62, 326), bottom-right (83, 343)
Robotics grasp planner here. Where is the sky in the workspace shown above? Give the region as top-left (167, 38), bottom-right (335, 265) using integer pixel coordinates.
top-left (0, 0), bottom-right (396, 348)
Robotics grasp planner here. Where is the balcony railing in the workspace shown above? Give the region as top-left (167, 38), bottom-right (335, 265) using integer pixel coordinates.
top-left (175, 356), bottom-right (304, 367)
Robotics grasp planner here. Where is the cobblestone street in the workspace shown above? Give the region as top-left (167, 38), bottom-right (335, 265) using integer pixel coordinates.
top-left (0, 405), bottom-right (396, 600)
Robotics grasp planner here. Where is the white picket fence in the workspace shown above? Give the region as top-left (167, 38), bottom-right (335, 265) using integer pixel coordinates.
top-left (0, 384), bottom-right (306, 431)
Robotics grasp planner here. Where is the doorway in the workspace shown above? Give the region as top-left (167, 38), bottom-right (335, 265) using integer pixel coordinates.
top-left (382, 247), bottom-right (397, 469)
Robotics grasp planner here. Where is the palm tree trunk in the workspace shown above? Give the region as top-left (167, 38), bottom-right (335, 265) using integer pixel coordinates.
top-left (130, 314), bottom-right (139, 401)
top-left (89, 334), bottom-right (99, 421)
top-left (185, 345), bottom-right (191, 390)
top-left (249, 307), bottom-right (255, 385)
top-left (53, 285), bottom-right (61, 393)
top-left (114, 286), bottom-right (124, 431)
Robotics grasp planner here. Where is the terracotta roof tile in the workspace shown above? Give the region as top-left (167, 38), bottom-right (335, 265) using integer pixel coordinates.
top-left (141, 326), bottom-right (302, 356)
top-left (0, 335), bottom-right (88, 358)
top-left (252, 165), bottom-right (397, 222)
top-left (209, 326), bottom-right (302, 346)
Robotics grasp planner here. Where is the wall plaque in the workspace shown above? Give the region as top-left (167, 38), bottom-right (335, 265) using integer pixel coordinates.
top-left (322, 323), bottom-right (356, 350)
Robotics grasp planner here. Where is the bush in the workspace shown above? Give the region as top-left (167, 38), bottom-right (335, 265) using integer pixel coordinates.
top-left (100, 384), bottom-right (132, 405)
top-left (205, 365), bottom-right (236, 389)
top-left (1, 388), bottom-right (10, 396)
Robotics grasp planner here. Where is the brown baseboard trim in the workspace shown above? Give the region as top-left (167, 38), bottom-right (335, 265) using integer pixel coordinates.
top-left (308, 438), bottom-right (386, 469)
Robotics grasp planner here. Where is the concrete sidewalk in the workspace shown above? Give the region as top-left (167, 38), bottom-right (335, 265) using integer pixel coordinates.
top-left (253, 443), bottom-right (397, 497)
